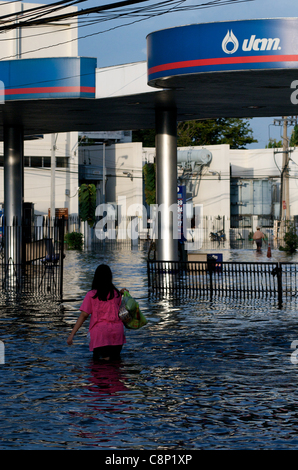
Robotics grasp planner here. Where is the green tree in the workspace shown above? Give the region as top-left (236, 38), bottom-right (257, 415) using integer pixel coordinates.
top-left (290, 125), bottom-right (298, 147)
top-left (79, 183), bottom-right (97, 227)
top-left (64, 232), bottom-right (84, 250)
top-left (177, 118), bottom-right (257, 148)
top-left (132, 118), bottom-right (257, 149)
top-left (265, 138), bottom-right (283, 148)
top-left (143, 163), bottom-right (156, 205)
top-left (132, 129), bottom-right (156, 147)
top-left (279, 222), bottom-right (298, 253)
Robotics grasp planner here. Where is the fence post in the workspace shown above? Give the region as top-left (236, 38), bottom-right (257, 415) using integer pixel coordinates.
top-left (147, 260), bottom-right (151, 289)
top-left (59, 216), bottom-right (65, 301)
top-left (272, 263), bottom-right (283, 309)
top-left (277, 263), bottom-right (283, 310)
top-left (207, 259), bottom-right (215, 301)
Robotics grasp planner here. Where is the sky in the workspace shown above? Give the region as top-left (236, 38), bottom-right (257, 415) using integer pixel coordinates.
top-left (37, 0), bottom-right (298, 148)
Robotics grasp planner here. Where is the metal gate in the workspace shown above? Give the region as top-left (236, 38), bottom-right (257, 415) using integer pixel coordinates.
top-left (0, 217), bottom-right (64, 301)
top-left (148, 260), bottom-right (298, 308)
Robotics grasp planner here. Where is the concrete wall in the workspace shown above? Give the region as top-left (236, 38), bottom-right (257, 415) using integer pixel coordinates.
top-left (79, 142), bottom-right (143, 210)
top-left (96, 61), bottom-right (158, 99)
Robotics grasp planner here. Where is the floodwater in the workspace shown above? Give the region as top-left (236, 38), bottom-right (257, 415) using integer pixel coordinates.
top-left (1, 244), bottom-right (298, 450)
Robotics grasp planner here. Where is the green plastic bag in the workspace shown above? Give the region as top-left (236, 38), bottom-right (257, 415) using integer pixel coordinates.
top-left (122, 291), bottom-right (148, 329)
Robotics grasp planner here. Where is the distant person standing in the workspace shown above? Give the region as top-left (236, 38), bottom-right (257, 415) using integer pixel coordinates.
top-left (253, 227), bottom-right (265, 252)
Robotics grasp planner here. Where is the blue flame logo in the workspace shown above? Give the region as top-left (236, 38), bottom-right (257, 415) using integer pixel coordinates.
top-left (222, 30), bottom-right (239, 55)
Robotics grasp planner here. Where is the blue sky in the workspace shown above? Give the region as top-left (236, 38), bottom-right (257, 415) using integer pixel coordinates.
top-left (44, 0), bottom-right (298, 147)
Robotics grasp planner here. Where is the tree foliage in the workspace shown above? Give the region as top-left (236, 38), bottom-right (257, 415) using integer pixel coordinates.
top-left (132, 129), bottom-right (156, 147)
top-left (279, 222), bottom-right (298, 253)
top-left (266, 125), bottom-right (298, 149)
top-left (290, 125), bottom-right (298, 147)
top-left (143, 163), bottom-right (156, 205)
top-left (132, 118), bottom-right (257, 149)
top-left (266, 138), bottom-right (283, 148)
top-left (79, 183), bottom-right (97, 227)
top-left (177, 118), bottom-right (257, 148)
top-left (65, 232), bottom-right (84, 250)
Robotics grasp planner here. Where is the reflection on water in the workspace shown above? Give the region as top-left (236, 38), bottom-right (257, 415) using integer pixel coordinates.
top-left (1, 245), bottom-right (298, 449)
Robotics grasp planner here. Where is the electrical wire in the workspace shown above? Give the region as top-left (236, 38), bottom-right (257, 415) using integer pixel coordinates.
top-left (0, 0), bottom-right (256, 61)
top-left (0, 0), bottom-right (85, 29)
top-left (0, 0), bottom-right (153, 30)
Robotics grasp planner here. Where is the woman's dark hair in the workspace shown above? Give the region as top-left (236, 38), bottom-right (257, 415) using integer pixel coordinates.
top-left (92, 264), bottom-right (120, 301)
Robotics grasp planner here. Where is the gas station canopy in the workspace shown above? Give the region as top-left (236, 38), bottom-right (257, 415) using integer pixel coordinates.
top-left (0, 18), bottom-right (298, 139)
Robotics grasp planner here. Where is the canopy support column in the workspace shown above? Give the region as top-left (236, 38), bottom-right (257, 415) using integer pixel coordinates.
top-left (3, 126), bottom-right (24, 283)
top-left (155, 108), bottom-right (179, 262)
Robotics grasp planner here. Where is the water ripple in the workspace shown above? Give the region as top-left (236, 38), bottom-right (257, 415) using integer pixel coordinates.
top-left (1, 246), bottom-right (298, 449)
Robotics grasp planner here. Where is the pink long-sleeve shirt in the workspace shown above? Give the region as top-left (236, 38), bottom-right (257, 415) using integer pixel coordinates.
top-left (80, 289), bottom-right (126, 351)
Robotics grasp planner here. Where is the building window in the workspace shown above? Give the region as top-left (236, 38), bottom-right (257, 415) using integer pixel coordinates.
top-left (0, 155), bottom-right (69, 168)
top-left (24, 156), bottom-right (44, 167)
top-left (44, 157), bottom-right (51, 168)
top-left (31, 157), bottom-right (43, 168)
top-left (56, 157), bottom-right (69, 168)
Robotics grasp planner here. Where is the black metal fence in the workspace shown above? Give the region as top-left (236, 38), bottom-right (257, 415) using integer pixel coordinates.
top-left (147, 260), bottom-right (298, 308)
top-left (0, 217), bottom-right (64, 301)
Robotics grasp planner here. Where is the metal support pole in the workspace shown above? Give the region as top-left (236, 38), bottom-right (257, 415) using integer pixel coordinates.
top-left (283, 118), bottom-right (290, 222)
top-left (155, 108), bottom-right (178, 262)
top-left (50, 133), bottom-right (56, 222)
top-left (207, 259), bottom-right (215, 302)
top-left (102, 142), bottom-right (106, 204)
top-left (272, 263), bottom-right (283, 310)
top-left (277, 263), bottom-right (283, 310)
top-left (4, 126), bottom-right (24, 227)
top-left (59, 216), bottom-right (65, 300)
top-left (3, 126), bottom-right (24, 285)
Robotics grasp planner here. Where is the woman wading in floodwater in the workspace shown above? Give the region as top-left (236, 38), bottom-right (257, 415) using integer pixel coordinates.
top-left (67, 264), bottom-right (127, 361)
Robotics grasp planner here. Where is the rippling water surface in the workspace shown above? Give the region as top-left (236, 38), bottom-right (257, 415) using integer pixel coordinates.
top-left (1, 245), bottom-right (298, 449)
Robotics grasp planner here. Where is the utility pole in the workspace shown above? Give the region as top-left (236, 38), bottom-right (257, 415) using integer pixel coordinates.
top-left (273, 117), bottom-right (297, 239)
top-left (50, 134), bottom-right (57, 223)
top-left (102, 142), bottom-right (106, 204)
top-left (282, 117), bottom-right (290, 222)
top-left (15, 2), bottom-right (24, 59)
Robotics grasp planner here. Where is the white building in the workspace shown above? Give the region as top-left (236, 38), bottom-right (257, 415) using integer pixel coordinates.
top-left (0, 1), bottom-right (79, 219)
top-left (141, 143), bottom-right (297, 243)
top-left (78, 139), bottom-right (297, 242)
top-left (0, 1), bottom-right (78, 60)
top-left (0, 134), bottom-right (79, 216)
top-left (0, 1), bottom-right (295, 242)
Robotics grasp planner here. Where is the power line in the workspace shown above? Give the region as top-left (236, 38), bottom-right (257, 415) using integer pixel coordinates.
top-left (0, 0), bottom-right (256, 60)
top-left (0, 0), bottom-right (256, 32)
top-left (0, 0), bottom-right (153, 31)
top-left (0, 0), bottom-right (85, 24)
